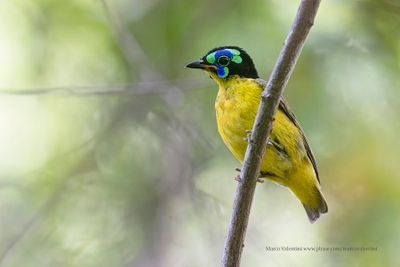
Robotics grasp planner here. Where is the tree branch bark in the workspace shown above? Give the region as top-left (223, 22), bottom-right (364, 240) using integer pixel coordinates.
top-left (221, 1), bottom-right (321, 266)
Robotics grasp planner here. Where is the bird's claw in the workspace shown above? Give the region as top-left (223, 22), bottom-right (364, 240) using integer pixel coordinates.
top-left (243, 130), bottom-right (253, 143)
top-left (235, 172), bottom-right (264, 183)
top-left (234, 175), bottom-right (242, 182)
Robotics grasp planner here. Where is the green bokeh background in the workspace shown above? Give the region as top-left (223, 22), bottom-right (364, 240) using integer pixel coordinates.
top-left (0, 0), bottom-right (399, 266)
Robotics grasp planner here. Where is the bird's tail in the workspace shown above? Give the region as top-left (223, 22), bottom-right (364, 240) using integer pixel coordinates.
top-left (301, 186), bottom-right (328, 223)
top-left (289, 175), bottom-right (328, 223)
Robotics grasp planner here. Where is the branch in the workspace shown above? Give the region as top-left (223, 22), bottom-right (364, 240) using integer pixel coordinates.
top-left (100, 0), bottom-right (200, 110)
top-left (221, 1), bottom-right (321, 266)
top-left (0, 78), bottom-right (210, 96)
top-left (100, 0), bottom-right (158, 80)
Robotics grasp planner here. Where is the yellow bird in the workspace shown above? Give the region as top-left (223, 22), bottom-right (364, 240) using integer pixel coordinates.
top-left (186, 46), bottom-right (327, 223)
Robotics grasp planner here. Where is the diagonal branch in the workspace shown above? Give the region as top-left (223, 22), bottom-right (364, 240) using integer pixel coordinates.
top-left (221, 1), bottom-right (321, 266)
top-left (100, 0), bottom-right (158, 80)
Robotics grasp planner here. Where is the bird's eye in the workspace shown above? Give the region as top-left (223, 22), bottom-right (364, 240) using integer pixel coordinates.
top-left (217, 55), bottom-right (230, 66)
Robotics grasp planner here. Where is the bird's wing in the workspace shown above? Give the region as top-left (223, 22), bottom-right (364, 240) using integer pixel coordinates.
top-left (255, 79), bottom-right (320, 183)
top-left (278, 98), bottom-right (320, 183)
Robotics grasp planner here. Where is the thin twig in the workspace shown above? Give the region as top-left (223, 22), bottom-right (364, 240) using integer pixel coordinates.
top-left (0, 152), bottom-right (96, 266)
top-left (0, 182), bottom-right (63, 266)
top-left (0, 78), bottom-right (210, 96)
top-left (100, 0), bottom-right (194, 110)
top-left (221, 1), bottom-right (321, 266)
top-left (100, 0), bottom-right (164, 82)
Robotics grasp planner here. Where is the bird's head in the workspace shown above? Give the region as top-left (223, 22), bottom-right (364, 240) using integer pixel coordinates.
top-left (186, 46), bottom-right (259, 83)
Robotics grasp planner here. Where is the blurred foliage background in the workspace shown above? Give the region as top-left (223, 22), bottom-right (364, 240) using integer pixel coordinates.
top-left (0, 0), bottom-right (399, 266)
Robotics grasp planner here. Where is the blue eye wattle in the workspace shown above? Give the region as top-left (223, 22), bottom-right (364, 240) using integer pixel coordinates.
top-left (217, 67), bottom-right (228, 78)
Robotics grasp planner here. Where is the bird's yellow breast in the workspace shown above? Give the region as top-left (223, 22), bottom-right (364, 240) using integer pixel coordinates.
top-left (215, 77), bottom-right (259, 161)
top-left (214, 76), bottom-right (309, 182)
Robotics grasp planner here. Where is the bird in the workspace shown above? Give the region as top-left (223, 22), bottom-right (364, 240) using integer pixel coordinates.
top-left (186, 46), bottom-right (328, 223)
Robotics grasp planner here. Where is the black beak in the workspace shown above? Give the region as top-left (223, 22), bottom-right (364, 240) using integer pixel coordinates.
top-left (186, 59), bottom-right (207, 69)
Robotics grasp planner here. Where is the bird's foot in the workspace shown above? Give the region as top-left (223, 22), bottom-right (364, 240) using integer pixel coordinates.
top-left (234, 175), bottom-right (242, 182)
top-left (234, 172), bottom-right (264, 183)
top-left (235, 167), bottom-right (241, 172)
top-left (243, 130), bottom-right (253, 143)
